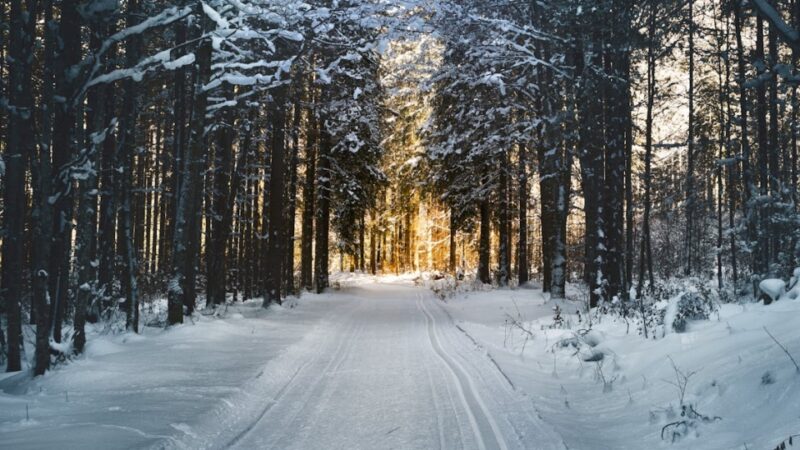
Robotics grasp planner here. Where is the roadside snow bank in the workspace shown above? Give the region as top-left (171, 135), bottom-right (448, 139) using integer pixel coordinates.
top-left (441, 288), bottom-right (800, 450)
top-left (0, 293), bottom-right (353, 449)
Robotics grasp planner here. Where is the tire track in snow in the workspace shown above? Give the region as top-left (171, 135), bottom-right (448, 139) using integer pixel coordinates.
top-left (418, 295), bottom-right (508, 450)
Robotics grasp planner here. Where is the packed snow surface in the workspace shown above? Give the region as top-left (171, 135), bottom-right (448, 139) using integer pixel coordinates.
top-left (1, 275), bottom-right (799, 449)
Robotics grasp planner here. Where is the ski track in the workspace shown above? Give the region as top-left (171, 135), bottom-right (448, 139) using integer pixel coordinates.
top-left (418, 293), bottom-right (507, 450)
top-left (214, 282), bottom-right (566, 450)
top-left (1, 281), bottom-right (565, 450)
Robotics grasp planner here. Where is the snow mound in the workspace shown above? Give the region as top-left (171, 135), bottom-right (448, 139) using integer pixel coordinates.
top-left (759, 278), bottom-right (786, 304)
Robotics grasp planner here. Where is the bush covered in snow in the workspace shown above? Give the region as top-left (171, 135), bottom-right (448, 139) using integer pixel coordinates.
top-left (760, 278), bottom-right (786, 304)
top-left (560, 278), bottom-right (721, 339)
top-left (667, 292), bottom-right (717, 333)
top-left (756, 267), bottom-right (800, 304)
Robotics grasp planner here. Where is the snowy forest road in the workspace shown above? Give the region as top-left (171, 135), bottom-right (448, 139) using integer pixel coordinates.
top-left (0, 281), bottom-right (565, 450)
top-left (181, 282), bottom-right (565, 450)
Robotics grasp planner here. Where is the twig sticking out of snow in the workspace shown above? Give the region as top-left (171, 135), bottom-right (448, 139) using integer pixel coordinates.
top-left (665, 356), bottom-right (698, 406)
top-left (763, 326), bottom-right (800, 373)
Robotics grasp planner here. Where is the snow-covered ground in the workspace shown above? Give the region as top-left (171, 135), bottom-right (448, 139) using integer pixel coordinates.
top-left (1, 275), bottom-right (798, 449)
top-left (0, 293), bottom-right (353, 449)
top-left (440, 282), bottom-right (800, 449)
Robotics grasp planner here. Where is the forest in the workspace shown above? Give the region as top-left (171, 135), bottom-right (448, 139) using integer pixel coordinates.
top-left (1, 0), bottom-right (799, 373)
top-left (1, 1), bottom-right (800, 446)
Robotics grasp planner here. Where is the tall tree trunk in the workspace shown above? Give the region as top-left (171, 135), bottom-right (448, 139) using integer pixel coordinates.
top-left (551, 148), bottom-right (569, 299)
top-left (284, 85), bottom-right (303, 295)
top-left (603, 9), bottom-right (629, 301)
top-left (3, 0), bottom-right (36, 372)
top-left (50, 0), bottom-right (82, 344)
top-left (97, 25), bottom-right (118, 314)
top-left (74, 13), bottom-right (112, 352)
top-left (637, 6), bottom-right (657, 298)
top-left (732, 0), bottom-right (755, 279)
top-left (478, 198), bottom-right (491, 284)
top-left (768, 21), bottom-right (780, 273)
top-left (359, 213), bottom-right (366, 272)
top-left (714, 13), bottom-right (728, 292)
top-left (755, 16), bottom-right (769, 277)
top-left (498, 153), bottom-right (510, 286)
top-left (301, 107), bottom-right (317, 291)
top-left (517, 143), bottom-right (529, 284)
top-left (792, 0), bottom-right (800, 269)
top-left (119, 0), bottom-right (141, 332)
top-left (264, 84), bottom-right (289, 306)
top-left (537, 128), bottom-right (554, 291)
top-left (724, 14), bottom-right (739, 290)
top-left (168, 4), bottom-right (211, 324)
top-left (449, 208), bottom-right (457, 274)
top-left (577, 39), bottom-right (606, 307)
top-left (207, 88), bottom-right (235, 306)
top-left (314, 126), bottom-right (331, 293)
top-left (31, 0), bottom-right (55, 374)
top-left (370, 215), bottom-right (377, 275)
top-left (685, 0), bottom-right (696, 276)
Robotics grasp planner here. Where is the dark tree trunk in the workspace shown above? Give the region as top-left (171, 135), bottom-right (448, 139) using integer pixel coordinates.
top-left (168, 5), bottom-right (212, 325)
top-left (497, 153), bottom-right (510, 286)
top-left (370, 216), bottom-right (377, 275)
top-left (314, 127), bottom-right (331, 293)
top-left (284, 85), bottom-right (303, 296)
top-left (119, 0), bottom-right (141, 332)
top-left (517, 143), bottom-right (529, 284)
top-left (724, 14), bottom-right (739, 290)
top-left (207, 88), bottom-right (235, 306)
top-left (32, 0), bottom-right (55, 374)
top-left (301, 108), bottom-right (318, 291)
top-left (97, 30), bottom-right (118, 314)
top-left (624, 54), bottom-right (634, 297)
top-left (755, 17), bottom-right (769, 276)
top-left (602, 4), bottom-right (629, 301)
top-left (732, 0), bottom-right (755, 277)
top-left (359, 213), bottom-right (366, 272)
top-left (638, 9), bottom-right (657, 297)
top-left (264, 84), bottom-right (289, 306)
top-left (537, 132), bottom-right (554, 292)
top-left (75, 13), bottom-right (112, 352)
top-left (478, 198), bottom-right (491, 284)
top-left (166, 3), bottom-right (189, 281)
top-left (50, 0), bottom-right (82, 344)
top-left (685, 0), bottom-right (696, 276)
top-left (449, 208), bottom-right (457, 274)
top-left (577, 39), bottom-right (606, 307)
top-left (3, 0), bottom-right (36, 372)
top-left (768, 21), bottom-right (780, 272)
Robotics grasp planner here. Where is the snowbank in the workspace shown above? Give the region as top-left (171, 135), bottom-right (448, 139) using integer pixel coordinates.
top-left (0, 293), bottom-right (353, 449)
top-left (441, 287), bottom-right (800, 449)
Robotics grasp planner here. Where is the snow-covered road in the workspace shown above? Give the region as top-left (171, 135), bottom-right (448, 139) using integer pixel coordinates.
top-left (0, 280), bottom-right (565, 450)
top-left (185, 282), bottom-right (564, 450)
